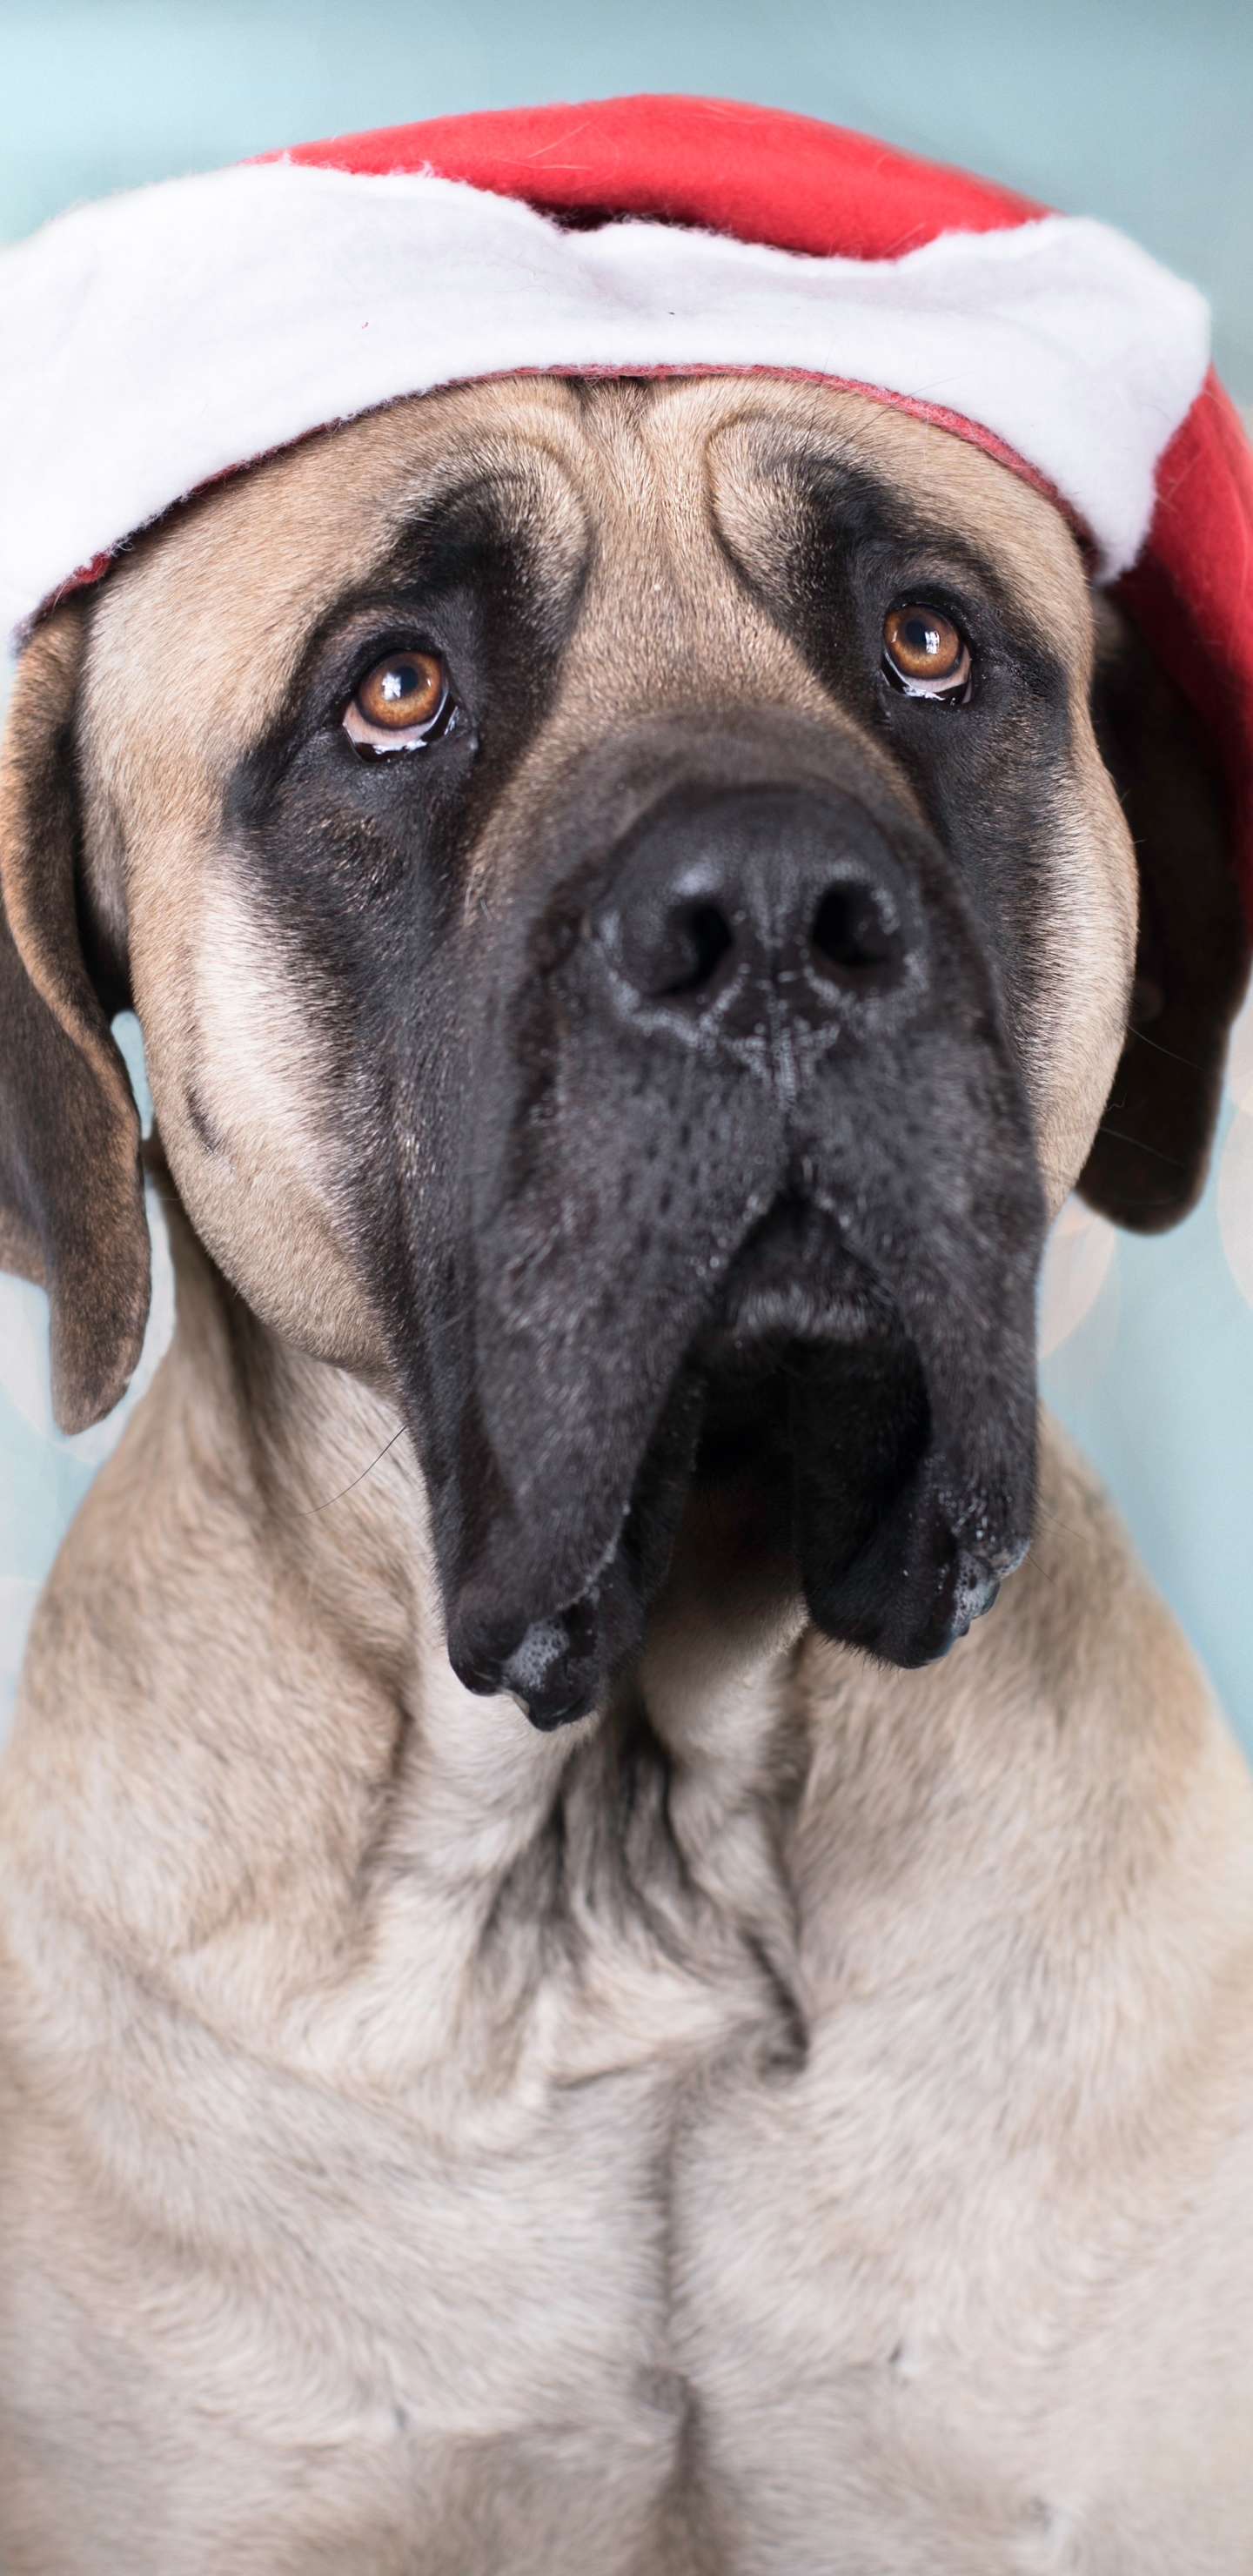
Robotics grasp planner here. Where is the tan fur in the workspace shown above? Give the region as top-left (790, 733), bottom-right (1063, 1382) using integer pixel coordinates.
top-left (0, 377), bottom-right (1250, 2571)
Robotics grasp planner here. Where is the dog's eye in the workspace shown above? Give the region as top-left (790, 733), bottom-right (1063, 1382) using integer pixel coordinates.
top-left (344, 650), bottom-right (450, 753)
top-left (881, 605), bottom-right (972, 705)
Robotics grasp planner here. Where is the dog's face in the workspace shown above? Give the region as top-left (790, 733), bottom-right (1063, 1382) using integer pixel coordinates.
top-left (1, 376), bottom-right (1245, 1726)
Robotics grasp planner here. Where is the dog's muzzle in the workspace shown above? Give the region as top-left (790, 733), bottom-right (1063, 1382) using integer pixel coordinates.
top-left (387, 722), bottom-right (1044, 1729)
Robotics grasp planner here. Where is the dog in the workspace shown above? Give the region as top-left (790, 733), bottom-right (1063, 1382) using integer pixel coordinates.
top-left (1, 367), bottom-right (1252, 2572)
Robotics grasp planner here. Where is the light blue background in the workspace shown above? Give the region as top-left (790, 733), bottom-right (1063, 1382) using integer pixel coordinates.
top-left (2, 0), bottom-right (1252, 1754)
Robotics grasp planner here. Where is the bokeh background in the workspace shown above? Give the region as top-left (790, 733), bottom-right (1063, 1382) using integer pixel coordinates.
top-left (2, 0), bottom-right (1252, 1756)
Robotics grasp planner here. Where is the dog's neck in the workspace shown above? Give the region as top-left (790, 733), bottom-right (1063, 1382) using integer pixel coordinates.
top-left (71, 1199), bottom-right (810, 2076)
top-left (30, 1187), bottom-right (1246, 2123)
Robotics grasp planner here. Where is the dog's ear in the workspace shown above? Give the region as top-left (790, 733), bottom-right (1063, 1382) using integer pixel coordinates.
top-left (1078, 595), bottom-right (1251, 1232)
top-left (0, 602), bottom-right (150, 1432)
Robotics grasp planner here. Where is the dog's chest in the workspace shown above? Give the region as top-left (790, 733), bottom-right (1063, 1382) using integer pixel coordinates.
top-left (299, 1702), bottom-right (808, 2377)
top-left (191, 1756), bottom-right (1039, 2576)
top-left (172, 1703), bottom-right (818, 2552)
top-left (9, 1607), bottom-right (1253, 2571)
top-left (184, 1669), bottom-right (1245, 2575)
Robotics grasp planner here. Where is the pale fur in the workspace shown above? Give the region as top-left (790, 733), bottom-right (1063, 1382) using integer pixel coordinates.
top-left (0, 379), bottom-right (1250, 2572)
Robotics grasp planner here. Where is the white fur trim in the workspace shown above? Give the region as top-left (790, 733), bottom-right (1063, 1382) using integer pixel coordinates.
top-left (0, 158), bottom-right (1210, 641)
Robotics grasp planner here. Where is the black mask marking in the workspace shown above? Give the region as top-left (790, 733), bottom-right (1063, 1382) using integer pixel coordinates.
top-left (231, 439), bottom-right (1054, 1727)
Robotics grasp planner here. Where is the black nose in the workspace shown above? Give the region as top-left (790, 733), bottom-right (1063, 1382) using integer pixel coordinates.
top-left (593, 787), bottom-right (919, 1040)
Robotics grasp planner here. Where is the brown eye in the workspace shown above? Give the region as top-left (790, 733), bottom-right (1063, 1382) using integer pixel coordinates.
top-left (882, 605), bottom-right (971, 702)
top-left (345, 649), bottom-right (448, 750)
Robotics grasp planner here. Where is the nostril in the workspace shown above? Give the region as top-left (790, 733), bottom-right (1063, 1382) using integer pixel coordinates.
top-left (653, 899), bottom-right (736, 997)
top-left (810, 882), bottom-right (898, 982)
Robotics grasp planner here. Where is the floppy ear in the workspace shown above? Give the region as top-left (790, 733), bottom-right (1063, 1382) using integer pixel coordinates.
top-left (0, 601), bottom-right (150, 1432)
top-left (1078, 595), bottom-right (1251, 1232)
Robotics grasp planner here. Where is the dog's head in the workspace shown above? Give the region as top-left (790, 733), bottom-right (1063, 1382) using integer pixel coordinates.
top-left (0, 377), bottom-right (1245, 1724)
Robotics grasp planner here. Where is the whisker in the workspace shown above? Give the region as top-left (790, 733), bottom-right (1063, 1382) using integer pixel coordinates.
top-left (1125, 1024), bottom-right (1205, 1074)
top-left (297, 1426), bottom-right (406, 1517)
top-left (1095, 1122), bottom-right (1188, 1170)
top-left (1031, 1500), bottom-right (1087, 1546)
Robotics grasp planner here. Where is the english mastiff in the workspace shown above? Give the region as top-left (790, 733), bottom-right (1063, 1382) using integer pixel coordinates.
top-left (0, 372), bottom-right (1251, 2571)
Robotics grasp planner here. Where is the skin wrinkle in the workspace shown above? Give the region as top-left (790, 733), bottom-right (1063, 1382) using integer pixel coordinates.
top-left (0, 373), bottom-right (1250, 2570)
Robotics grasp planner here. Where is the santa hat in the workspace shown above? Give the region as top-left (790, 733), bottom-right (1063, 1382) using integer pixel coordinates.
top-left (3, 94), bottom-right (1252, 907)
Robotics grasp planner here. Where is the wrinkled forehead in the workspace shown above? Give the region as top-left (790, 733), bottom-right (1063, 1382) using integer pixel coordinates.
top-left (79, 372), bottom-right (1095, 775)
